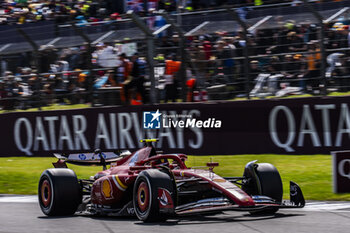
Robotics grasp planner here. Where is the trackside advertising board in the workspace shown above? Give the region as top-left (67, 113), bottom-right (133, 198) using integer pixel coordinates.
top-left (332, 151), bottom-right (350, 193)
top-left (3, 96), bottom-right (350, 156)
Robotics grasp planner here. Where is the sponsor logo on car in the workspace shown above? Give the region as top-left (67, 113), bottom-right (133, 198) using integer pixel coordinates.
top-left (290, 183), bottom-right (298, 197)
top-left (158, 188), bottom-right (173, 208)
top-left (127, 208), bottom-right (135, 215)
top-left (101, 179), bottom-right (113, 199)
top-left (78, 153), bottom-right (86, 160)
top-left (159, 190), bottom-right (168, 206)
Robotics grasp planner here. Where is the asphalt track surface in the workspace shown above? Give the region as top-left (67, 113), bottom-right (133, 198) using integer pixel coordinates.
top-left (1, 196), bottom-right (350, 233)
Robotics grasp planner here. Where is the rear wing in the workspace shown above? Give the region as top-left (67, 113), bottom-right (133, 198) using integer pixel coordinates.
top-left (53, 150), bottom-right (131, 167)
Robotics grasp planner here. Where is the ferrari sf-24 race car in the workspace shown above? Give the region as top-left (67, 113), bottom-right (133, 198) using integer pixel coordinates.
top-left (38, 139), bottom-right (305, 222)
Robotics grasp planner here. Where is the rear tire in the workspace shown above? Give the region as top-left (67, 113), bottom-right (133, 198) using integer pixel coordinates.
top-left (133, 169), bottom-right (175, 222)
top-left (243, 163), bottom-right (283, 215)
top-left (38, 168), bottom-right (81, 216)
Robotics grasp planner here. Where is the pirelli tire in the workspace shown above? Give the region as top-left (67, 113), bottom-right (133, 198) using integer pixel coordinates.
top-left (133, 169), bottom-right (175, 222)
top-left (38, 168), bottom-right (82, 216)
top-left (243, 163), bottom-right (283, 215)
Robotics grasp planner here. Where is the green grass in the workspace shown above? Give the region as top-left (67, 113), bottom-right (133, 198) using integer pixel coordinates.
top-left (0, 157), bottom-right (101, 194)
top-left (328, 91), bottom-right (350, 97)
top-left (1, 154), bottom-right (350, 201)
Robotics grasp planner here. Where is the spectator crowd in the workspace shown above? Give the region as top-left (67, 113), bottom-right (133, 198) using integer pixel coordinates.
top-left (0, 0), bottom-right (315, 25)
top-left (182, 18), bottom-right (350, 98)
top-left (0, 0), bottom-right (350, 110)
top-left (0, 0), bottom-right (123, 25)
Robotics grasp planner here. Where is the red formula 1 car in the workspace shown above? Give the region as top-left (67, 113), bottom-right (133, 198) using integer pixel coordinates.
top-left (38, 139), bottom-right (305, 222)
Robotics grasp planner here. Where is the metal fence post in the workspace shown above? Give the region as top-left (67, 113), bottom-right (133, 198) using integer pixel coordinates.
top-left (16, 27), bottom-right (40, 72)
top-left (303, 0), bottom-right (327, 95)
top-left (16, 27), bottom-right (42, 110)
top-left (147, 35), bottom-right (157, 104)
top-left (227, 8), bottom-right (251, 99)
top-left (71, 23), bottom-right (95, 106)
top-left (159, 10), bottom-right (187, 102)
top-left (128, 11), bottom-right (157, 104)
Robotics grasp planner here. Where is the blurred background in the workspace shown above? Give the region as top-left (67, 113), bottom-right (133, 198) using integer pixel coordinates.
top-left (0, 0), bottom-right (349, 110)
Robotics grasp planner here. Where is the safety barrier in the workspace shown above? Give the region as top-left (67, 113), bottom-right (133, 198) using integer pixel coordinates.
top-left (3, 95), bottom-right (350, 156)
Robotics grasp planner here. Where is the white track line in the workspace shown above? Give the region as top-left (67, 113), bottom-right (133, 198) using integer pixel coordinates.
top-left (286, 202), bottom-right (350, 212)
top-left (0, 195), bottom-right (37, 203)
top-left (1, 196), bottom-right (350, 212)
top-left (306, 203), bottom-right (350, 211)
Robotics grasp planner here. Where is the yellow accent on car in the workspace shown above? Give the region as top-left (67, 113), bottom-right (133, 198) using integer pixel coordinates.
top-left (115, 175), bottom-right (128, 190)
top-left (140, 139), bottom-right (159, 143)
top-left (102, 179), bottom-right (112, 198)
top-left (213, 178), bottom-right (226, 183)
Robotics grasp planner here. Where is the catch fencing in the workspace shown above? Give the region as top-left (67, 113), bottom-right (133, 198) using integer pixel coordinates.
top-left (0, 0), bottom-right (350, 111)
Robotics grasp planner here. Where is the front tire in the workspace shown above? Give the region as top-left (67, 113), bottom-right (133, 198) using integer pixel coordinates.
top-left (243, 163), bottom-right (283, 215)
top-left (133, 169), bottom-right (175, 222)
top-left (38, 168), bottom-right (81, 216)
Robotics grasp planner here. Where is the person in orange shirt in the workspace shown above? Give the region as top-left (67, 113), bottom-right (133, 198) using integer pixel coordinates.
top-left (305, 41), bottom-right (321, 90)
top-left (164, 55), bottom-right (181, 102)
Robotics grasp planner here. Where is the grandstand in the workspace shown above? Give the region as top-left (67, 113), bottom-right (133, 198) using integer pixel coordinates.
top-left (0, 0), bottom-right (349, 110)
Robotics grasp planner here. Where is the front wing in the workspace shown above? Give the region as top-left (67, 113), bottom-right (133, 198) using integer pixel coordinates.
top-left (175, 181), bottom-right (305, 216)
